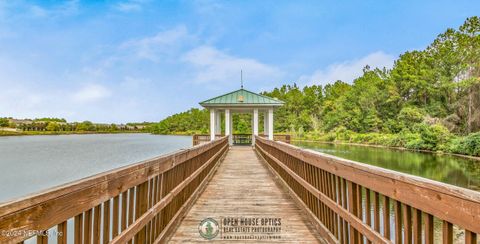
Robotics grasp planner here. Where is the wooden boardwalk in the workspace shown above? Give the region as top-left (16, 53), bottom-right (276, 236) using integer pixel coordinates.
top-left (168, 146), bottom-right (324, 243)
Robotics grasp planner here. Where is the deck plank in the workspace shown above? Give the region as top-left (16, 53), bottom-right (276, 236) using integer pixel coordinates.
top-left (168, 146), bottom-right (324, 243)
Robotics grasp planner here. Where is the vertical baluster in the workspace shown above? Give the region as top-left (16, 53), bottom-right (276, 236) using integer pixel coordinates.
top-left (342, 178), bottom-right (349, 243)
top-left (93, 204), bottom-right (101, 244)
top-left (145, 179), bottom-right (152, 244)
top-left (57, 221), bottom-right (67, 244)
top-left (112, 195), bottom-right (120, 238)
top-left (147, 176), bottom-right (157, 243)
top-left (348, 181), bottom-right (359, 244)
top-left (121, 191), bottom-right (127, 232)
top-left (157, 174), bottom-right (164, 235)
top-left (442, 221), bottom-right (453, 244)
top-left (402, 204), bottom-right (412, 244)
top-left (412, 208), bottom-right (421, 244)
top-left (127, 187), bottom-right (135, 244)
top-left (365, 188), bottom-right (372, 244)
top-left (129, 188), bottom-right (135, 223)
top-left (328, 171), bottom-right (335, 232)
top-left (424, 213), bottom-right (434, 244)
top-left (337, 176), bottom-right (344, 244)
top-left (302, 162), bottom-right (309, 214)
top-left (319, 170), bottom-right (326, 226)
top-left (103, 200), bottom-right (110, 244)
top-left (150, 177), bottom-right (156, 243)
top-left (356, 184), bottom-right (363, 242)
top-left (331, 173), bottom-right (338, 238)
top-left (465, 230), bottom-right (477, 244)
top-left (373, 192), bottom-right (380, 233)
top-left (311, 165), bottom-right (316, 215)
top-left (327, 171), bottom-right (334, 232)
top-left (36, 233), bottom-right (48, 244)
top-left (394, 201), bottom-right (402, 244)
top-left (135, 181), bottom-right (148, 243)
top-left (323, 170), bottom-right (330, 231)
top-left (74, 213), bottom-right (83, 244)
top-left (313, 167), bottom-right (320, 225)
top-left (383, 196), bottom-right (391, 240)
top-left (84, 209), bottom-right (92, 244)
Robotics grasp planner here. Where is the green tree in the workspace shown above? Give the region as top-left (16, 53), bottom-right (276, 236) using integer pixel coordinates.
top-left (76, 121), bottom-right (95, 131)
top-left (0, 118), bottom-right (9, 127)
top-left (46, 122), bottom-right (60, 131)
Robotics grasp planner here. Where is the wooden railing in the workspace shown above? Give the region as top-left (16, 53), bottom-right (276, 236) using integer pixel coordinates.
top-left (255, 136), bottom-right (479, 244)
top-left (0, 136), bottom-right (228, 244)
top-left (232, 134), bottom-right (252, 145)
top-left (193, 134), bottom-right (291, 146)
top-left (259, 134), bottom-right (291, 144)
top-left (192, 134), bottom-right (223, 146)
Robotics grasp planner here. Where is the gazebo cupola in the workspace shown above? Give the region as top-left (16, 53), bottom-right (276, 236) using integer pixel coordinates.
top-left (200, 88), bottom-right (284, 145)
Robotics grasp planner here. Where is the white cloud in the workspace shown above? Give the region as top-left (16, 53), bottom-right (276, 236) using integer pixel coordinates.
top-left (182, 46), bottom-right (283, 87)
top-left (121, 25), bottom-right (190, 61)
top-left (72, 84), bottom-right (111, 103)
top-left (28, 0), bottom-right (79, 18)
top-left (300, 51), bottom-right (395, 85)
top-left (192, 0), bottom-right (223, 14)
top-left (114, 0), bottom-right (149, 13)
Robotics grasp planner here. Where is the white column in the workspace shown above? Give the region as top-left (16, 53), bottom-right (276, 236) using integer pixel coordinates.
top-left (263, 112), bottom-right (268, 137)
top-left (253, 108), bottom-right (258, 145)
top-left (225, 109), bottom-right (231, 145)
top-left (229, 111), bottom-right (233, 145)
top-left (215, 111), bottom-right (221, 135)
top-left (268, 108), bottom-right (274, 140)
top-left (210, 109), bottom-right (215, 141)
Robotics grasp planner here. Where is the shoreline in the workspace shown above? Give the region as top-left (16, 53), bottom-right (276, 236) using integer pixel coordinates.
top-left (292, 139), bottom-right (480, 161)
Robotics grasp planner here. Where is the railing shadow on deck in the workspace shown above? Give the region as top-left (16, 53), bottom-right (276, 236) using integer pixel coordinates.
top-left (0, 136), bottom-right (229, 244)
top-left (255, 136), bottom-right (479, 244)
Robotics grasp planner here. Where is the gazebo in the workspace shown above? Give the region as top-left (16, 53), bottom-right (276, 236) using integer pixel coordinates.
top-left (200, 88), bottom-right (284, 145)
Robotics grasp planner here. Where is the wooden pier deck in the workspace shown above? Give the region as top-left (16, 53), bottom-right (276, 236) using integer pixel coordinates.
top-left (168, 146), bottom-right (324, 243)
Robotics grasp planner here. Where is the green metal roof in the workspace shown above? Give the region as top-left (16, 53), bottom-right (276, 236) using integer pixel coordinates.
top-left (199, 89), bottom-right (284, 107)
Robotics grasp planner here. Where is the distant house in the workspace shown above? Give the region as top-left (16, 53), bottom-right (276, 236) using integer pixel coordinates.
top-left (8, 119), bottom-right (33, 125)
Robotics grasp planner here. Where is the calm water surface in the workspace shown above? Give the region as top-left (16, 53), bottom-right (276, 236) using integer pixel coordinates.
top-left (294, 141), bottom-right (480, 191)
top-left (0, 134), bottom-right (191, 202)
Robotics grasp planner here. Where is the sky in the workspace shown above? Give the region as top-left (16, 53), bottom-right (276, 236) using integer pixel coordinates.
top-left (0, 0), bottom-right (479, 123)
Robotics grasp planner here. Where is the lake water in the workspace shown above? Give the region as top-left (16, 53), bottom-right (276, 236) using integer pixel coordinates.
top-left (0, 134), bottom-right (191, 203)
top-left (293, 141), bottom-right (480, 191)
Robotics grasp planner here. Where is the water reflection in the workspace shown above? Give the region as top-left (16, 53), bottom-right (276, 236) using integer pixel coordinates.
top-left (294, 141), bottom-right (480, 191)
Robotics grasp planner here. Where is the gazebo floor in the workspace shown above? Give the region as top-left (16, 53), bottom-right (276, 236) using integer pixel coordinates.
top-left (168, 146), bottom-right (324, 243)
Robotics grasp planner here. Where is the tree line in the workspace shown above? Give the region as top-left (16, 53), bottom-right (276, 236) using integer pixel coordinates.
top-left (0, 117), bottom-right (150, 133)
top-left (152, 17), bottom-right (480, 156)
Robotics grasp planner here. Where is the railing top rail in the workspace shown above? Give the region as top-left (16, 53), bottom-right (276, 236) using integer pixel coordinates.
top-left (0, 136), bottom-right (228, 216)
top-left (255, 136), bottom-right (480, 233)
